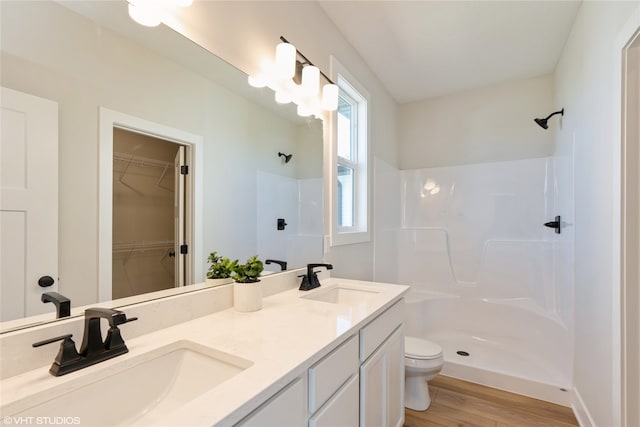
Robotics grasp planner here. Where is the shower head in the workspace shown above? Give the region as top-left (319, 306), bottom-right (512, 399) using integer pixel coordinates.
top-left (278, 152), bottom-right (293, 163)
top-left (534, 108), bottom-right (564, 129)
top-left (534, 117), bottom-right (549, 129)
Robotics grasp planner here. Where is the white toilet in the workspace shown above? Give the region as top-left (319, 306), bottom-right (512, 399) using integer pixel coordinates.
top-left (404, 336), bottom-right (444, 411)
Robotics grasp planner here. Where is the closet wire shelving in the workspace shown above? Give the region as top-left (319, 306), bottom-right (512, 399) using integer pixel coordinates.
top-left (112, 152), bottom-right (177, 266)
top-left (113, 151), bottom-right (174, 189)
top-left (113, 240), bottom-right (176, 265)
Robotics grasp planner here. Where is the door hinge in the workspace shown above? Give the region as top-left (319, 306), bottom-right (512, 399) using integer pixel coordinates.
top-left (180, 244), bottom-right (188, 255)
top-left (180, 165), bottom-right (189, 175)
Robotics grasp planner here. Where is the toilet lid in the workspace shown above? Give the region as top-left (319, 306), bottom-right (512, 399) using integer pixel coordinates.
top-left (405, 336), bottom-right (442, 360)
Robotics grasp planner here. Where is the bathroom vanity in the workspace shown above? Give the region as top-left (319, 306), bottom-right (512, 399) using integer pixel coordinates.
top-left (0, 273), bottom-right (409, 426)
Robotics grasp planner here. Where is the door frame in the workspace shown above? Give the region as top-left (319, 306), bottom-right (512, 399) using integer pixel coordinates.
top-left (98, 107), bottom-right (203, 302)
top-left (613, 9), bottom-right (640, 427)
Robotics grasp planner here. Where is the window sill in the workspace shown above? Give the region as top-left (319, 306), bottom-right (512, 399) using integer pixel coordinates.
top-left (331, 230), bottom-right (371, 246)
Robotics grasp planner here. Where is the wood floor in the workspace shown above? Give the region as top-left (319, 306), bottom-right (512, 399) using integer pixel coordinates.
top-left (404, 375), bottom-right (579, 427)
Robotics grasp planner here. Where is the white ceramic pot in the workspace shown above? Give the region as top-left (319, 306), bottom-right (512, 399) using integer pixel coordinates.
top-left (233, 281), bottom-right (262, 312)
top-left (206, 278), bottom-right (233, 287)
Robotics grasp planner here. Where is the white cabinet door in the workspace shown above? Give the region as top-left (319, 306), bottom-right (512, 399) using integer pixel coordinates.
top-left (360, 342), bottom-right (386, 426)
top-left (1, 87), bottom-right (58, 321)
top-left (360, 326), bottom-right (404, 427)
top-left (386, 327), bottom-right (405, 427)
top-left (309, 374), bottom-right (359, 427)
top-left (238, 377), bottom-right (306, 427)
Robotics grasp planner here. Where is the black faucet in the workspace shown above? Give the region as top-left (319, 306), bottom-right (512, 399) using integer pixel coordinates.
top-left (32, 308), bottom-right (137, 376)
top-left (265, 259), bottom-right (287, 271)
top-left (299, 263), bottom-right (333, 291)
top-left (41, 292), bottom-right (71, 318)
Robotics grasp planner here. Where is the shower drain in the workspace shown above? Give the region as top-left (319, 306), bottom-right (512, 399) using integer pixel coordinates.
top-left (456, 350), bottom-right (470, 357)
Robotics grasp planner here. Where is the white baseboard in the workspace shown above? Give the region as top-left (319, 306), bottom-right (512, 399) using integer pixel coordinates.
top-left (572, 387), bottom-right (596, 427)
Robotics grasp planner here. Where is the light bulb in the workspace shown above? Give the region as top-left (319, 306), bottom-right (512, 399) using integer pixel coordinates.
top-left (301, 66), bottom-right (320, 96)
top-left (275, 43), bottom-right (296, 79)
top-left (275, 91), bottom-right (292, 104)
top-left (128, 2), bottom-right (162, 27)
top-left (321, 84), bottom-right (339, 111)
top-left (248, 75), bottom-right (266, 88)
top-left (297, 104), bottom-right (313, 117)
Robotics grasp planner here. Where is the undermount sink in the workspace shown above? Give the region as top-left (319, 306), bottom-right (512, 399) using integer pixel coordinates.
top-left (10, 340), bottom-right (252, 426)
top-left (302, 284), bottom-right (381, 305)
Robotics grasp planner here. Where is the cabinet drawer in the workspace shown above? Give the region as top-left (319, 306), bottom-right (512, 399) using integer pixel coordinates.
top-left (359, 299), bottom-right (404, 361)
top-left (238, 377), bottom-right (305, 426)
top-left (308, 334), bottom-right (358, 413)
top-left (309, 374), bottom-right (359, 427)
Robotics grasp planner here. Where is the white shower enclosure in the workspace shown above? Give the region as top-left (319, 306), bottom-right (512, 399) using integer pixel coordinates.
top-left (376, 156), bottom-right (574, 405)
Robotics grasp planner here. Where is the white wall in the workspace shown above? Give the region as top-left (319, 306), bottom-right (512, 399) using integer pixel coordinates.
top-left (399, 75), bottom-right (555, 169)
top-left (553, 1), bottom-right (640, 425)
top-left (373, 157), bottom-right (401, 283)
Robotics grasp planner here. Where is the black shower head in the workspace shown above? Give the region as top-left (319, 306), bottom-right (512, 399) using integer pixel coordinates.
top-left (278, 152), bottom-right (293, 163)
top-left (534, 108), bottom-right (564, 129)
top-left (534, 117), bottom-right (549, 129)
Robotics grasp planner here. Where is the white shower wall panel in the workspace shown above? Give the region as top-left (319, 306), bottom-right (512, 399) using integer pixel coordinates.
top-left (402, 158), bottom-right (553, 292)
top-left (402, 158), bottom-right (553, 285)
top-left (257, 171), bottom-right (323, 270)
top-left (398, 157), bottom-right (574, 397)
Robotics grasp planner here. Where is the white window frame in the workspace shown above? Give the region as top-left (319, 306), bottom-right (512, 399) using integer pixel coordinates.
top-left (328, 56), bottom-right (370, 246)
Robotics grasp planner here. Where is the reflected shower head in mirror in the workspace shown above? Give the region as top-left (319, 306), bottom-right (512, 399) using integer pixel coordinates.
top-left (278, 152), bottom-right (293, 163)
top-left (534, 108), bottom-right (564, 129)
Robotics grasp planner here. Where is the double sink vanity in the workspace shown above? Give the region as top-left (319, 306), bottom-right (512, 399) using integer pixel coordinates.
top-left (0, 271), bottom-right (409, 426)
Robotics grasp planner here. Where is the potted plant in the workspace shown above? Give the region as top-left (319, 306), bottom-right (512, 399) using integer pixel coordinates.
top-left (232, 255), bottom-right (264, 312)
top-left (206, 251), bottom-right (237, 287)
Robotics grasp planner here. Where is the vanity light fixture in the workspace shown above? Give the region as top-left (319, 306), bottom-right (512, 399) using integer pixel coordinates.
top-left (248, 37), bottom-right (339, 118)
top-left (127, 0), bottom-right (192, 28)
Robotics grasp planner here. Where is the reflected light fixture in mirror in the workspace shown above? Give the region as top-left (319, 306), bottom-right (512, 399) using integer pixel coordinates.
top-left (127, 0), bottom-right (192, 28)
top-left (248, 37), bottom-right (339, 119)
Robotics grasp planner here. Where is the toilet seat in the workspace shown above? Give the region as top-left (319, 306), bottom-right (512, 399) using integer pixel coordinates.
top-left (405, 336), bottom-right (442, 360)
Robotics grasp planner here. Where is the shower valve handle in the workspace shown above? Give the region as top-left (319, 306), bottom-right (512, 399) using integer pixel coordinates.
top-left (544, 216), bottom-right (561, 234)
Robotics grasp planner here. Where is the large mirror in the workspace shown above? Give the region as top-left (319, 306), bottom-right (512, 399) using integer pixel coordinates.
top-left (0, 0), bottom-right (324, 331)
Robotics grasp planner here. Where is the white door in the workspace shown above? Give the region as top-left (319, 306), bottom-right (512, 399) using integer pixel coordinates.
top-left (1, 87), bottom-right (58, 321)
top-left (174, 145), bottom-right (186, 287)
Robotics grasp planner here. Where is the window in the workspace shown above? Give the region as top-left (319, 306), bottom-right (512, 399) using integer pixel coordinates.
top-left (329, 58), bottom-right (370, 246)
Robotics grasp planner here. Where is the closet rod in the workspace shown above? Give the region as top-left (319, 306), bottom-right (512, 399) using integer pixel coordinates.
top-left (113, 152), bottom-right (173, 169)
top-left (113, 240), bottom-right (175, 253)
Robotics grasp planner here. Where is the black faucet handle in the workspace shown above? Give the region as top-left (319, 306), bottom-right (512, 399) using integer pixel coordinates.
top-left (33, 334), bottom-right (74, 348)
top-left (33, 334), bottom-right (81, 369)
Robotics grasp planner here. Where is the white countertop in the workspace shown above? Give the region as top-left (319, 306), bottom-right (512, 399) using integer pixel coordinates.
top-left (0, 277), bottom-right (409, 426)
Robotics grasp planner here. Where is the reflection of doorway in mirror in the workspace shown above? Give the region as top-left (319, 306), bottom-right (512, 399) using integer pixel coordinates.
top-left (1, 87), bottom-right (58, 321)
top-left (98, 108), bottom-right (203, 303)
top-left (111, 129), bottom-right (188, 299)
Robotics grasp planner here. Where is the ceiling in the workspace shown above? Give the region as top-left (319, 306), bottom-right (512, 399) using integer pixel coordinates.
top-left (318, 1), bottom-right (581, 104)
